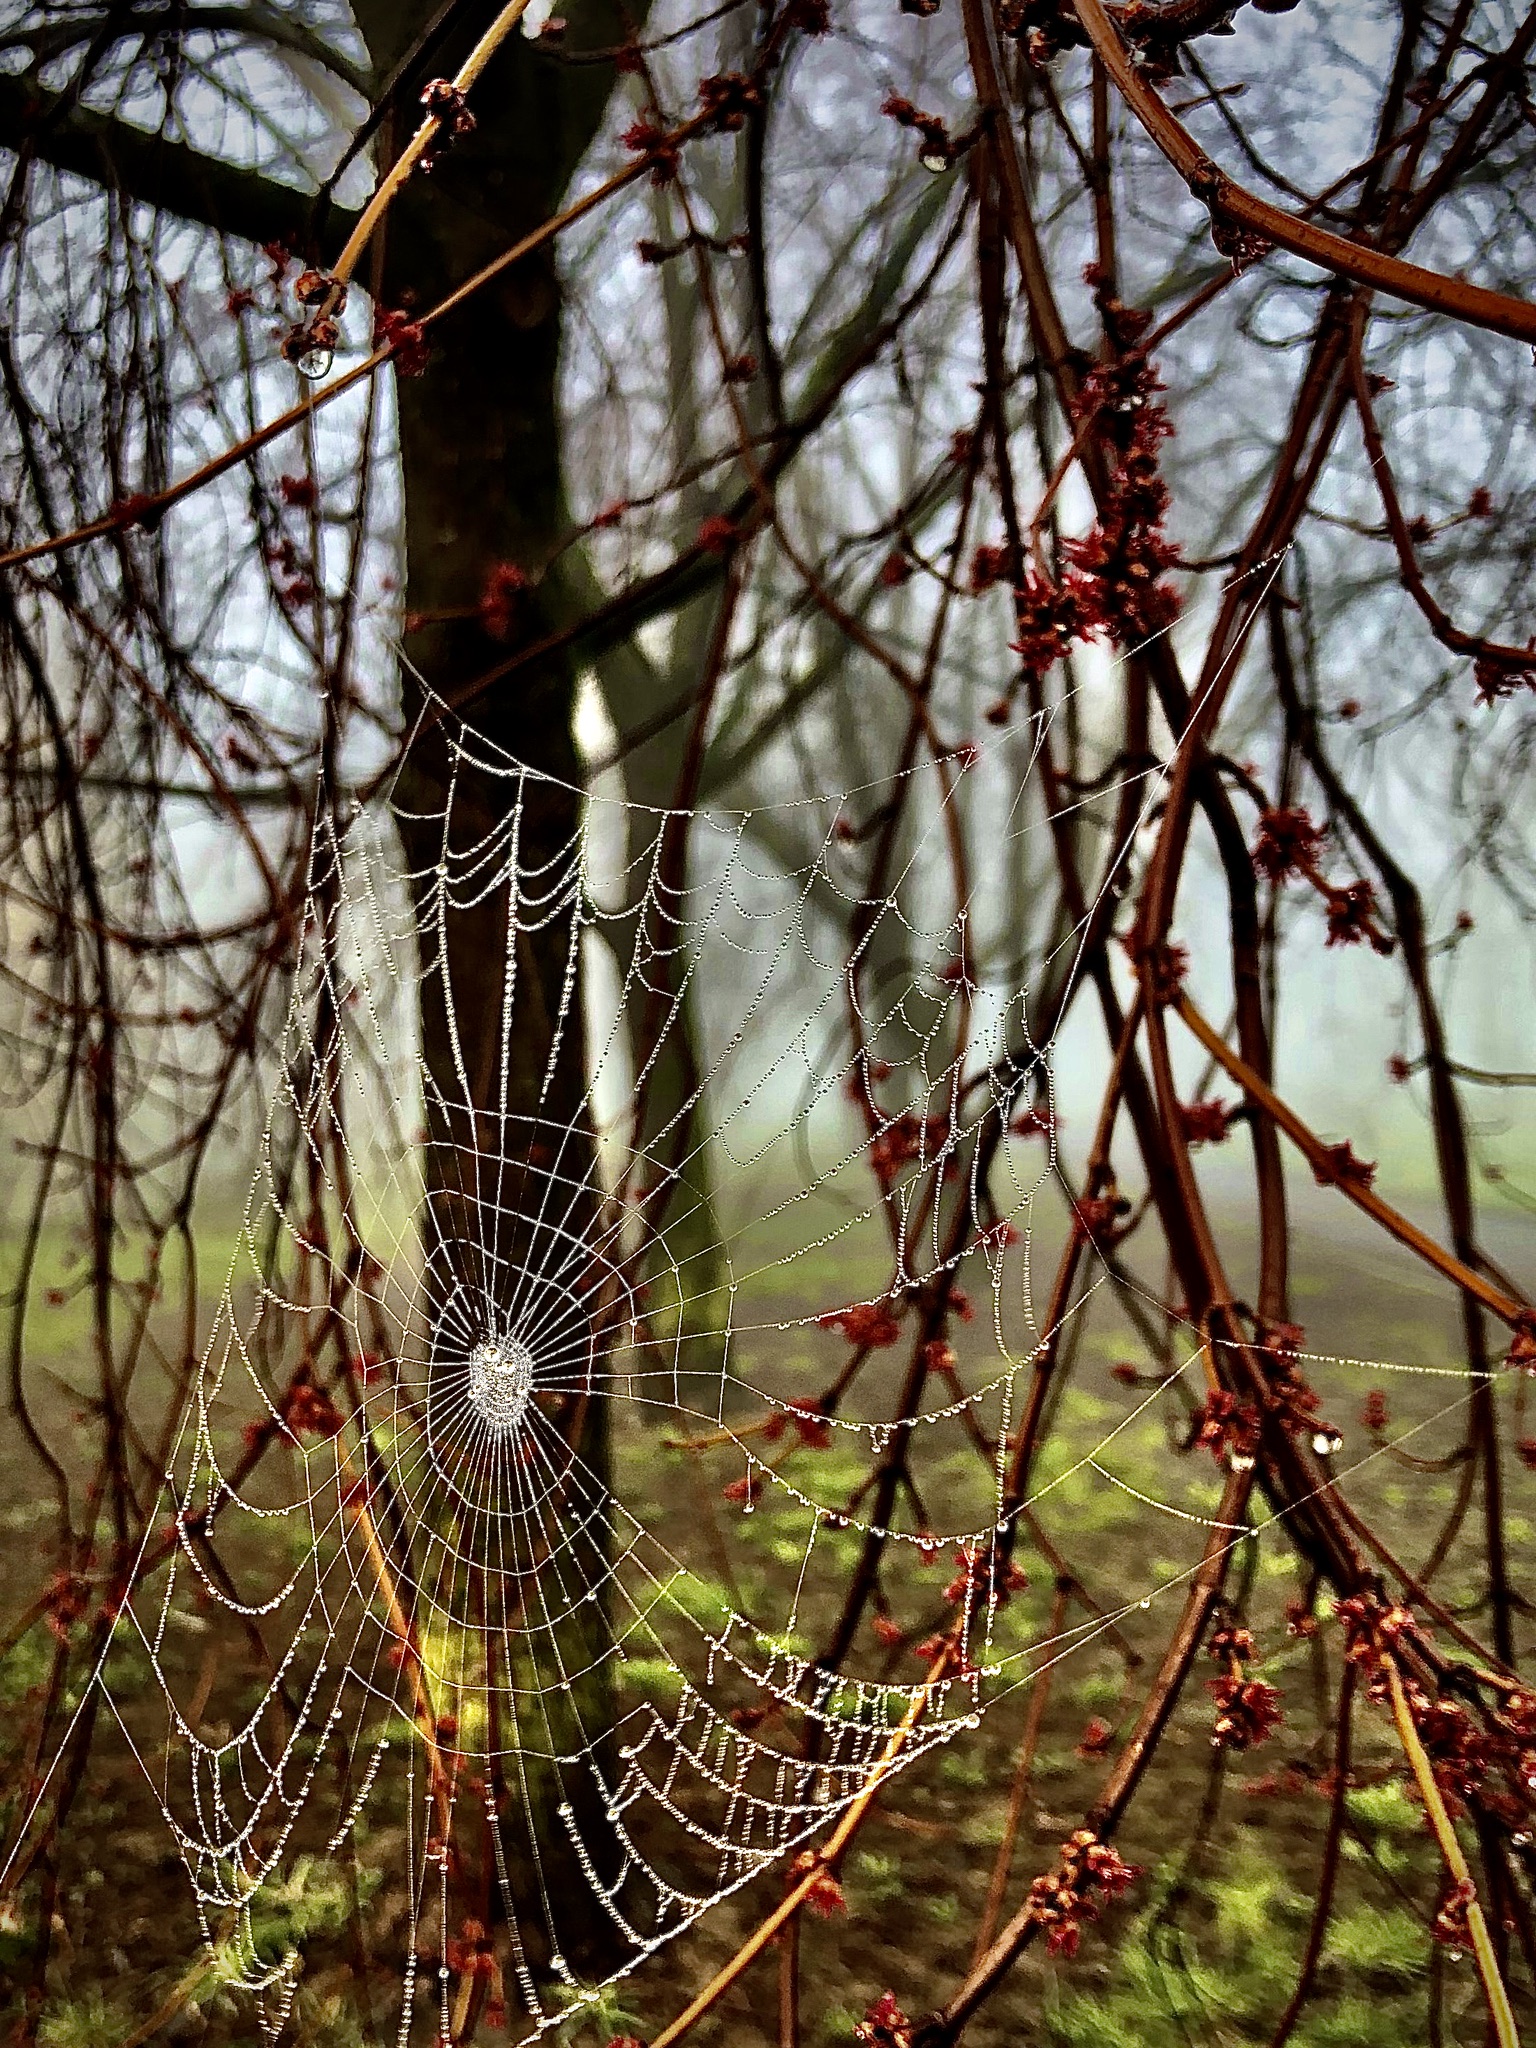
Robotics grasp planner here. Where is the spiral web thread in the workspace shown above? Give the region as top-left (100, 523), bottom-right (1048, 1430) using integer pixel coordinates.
top-left (78, 682), bottom-right (1498, 2040)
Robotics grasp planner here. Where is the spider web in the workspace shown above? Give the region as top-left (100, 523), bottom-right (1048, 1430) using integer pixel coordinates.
top-left (62, 665), bottom-right (1478, 2040)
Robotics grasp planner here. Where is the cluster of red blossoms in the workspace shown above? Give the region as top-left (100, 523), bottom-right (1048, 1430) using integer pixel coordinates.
top-left (783, 0), bottom-right (831, 33)
top-left (1005, 567), bottom-right (1094, 688)
top-left (762, 1396), bottom-right (832, 1449)
top-left (987, 298), bottom-right (1182, 719)
top-left (1411, 1693), bottom-right (1505, 1815)
top-left (1190, 1323), bottom-right (1335, 1470)
top-left (1323, 879), bottom-right (1392, 953)
top-left (696, 69), bottom-right (763, 132)
top-left (997, 0), bottom-right (1087, 63)
top-left (1180, 1096), bottom-right (1232, 1146)
top-left (789, 1848), bottom-right (848, 1918)
top-left (999, 0), bottom-right (1247, 80)
top-left (878, 94), bottom-right (954, 169)
top-left (817, 1300), bottom-right (902, 1349)
top-left (1258, 1320), bottom-right (1334, 1441)
top-left (1251, 804), bottom-right (1326, 882)
top-left (1473, 649), bottom-right (1536, 707)
top-left (1330, 1597), bottom-right (1536, 1842)
top-left (374, 306), bottom-right (431, 378)
top-left (418, 79), bottom-right (476, 172)
top-left (41, 1570), bottom-right (90, 1641)
top-left (868, 1108), bottom-right (953, 1185)
top-left (1433, 1878), bottom-right (1480, 1952)
top-left (912, 1629), bottom-right (976, 1675)
top-left (479, 561), bottom-right (530, 641)
top-left (855, 1991), bottom-right (913, 2048)
top-left (1251, 805), bottom-right (1393, 955)
top-left (1208, 1678), bottom-right (1284, 1752)
top-left (1311, 1139), bottom-right (1378, 1192)
top-left (1063, 271), bottom-right (1183, 620)
top-left (620, 112), bottom-right (681, 185)
top-left (970, 541), bottom-right (1012, 592)
top-left (280, 265), bottom-right (346, 371)
top-left (1191, 1387), bottom-right (1262, 1471)
top-left (1344, 1596), bottom-right (1536, 1835)
top-left (243, 1378), bottom-right (343, 1449)
top-left (1025, 1828), bottom-right (1140, 1957)
top-left (1126, 935), bottom-right (1190, 1006)
top-left (944, 1543), bottom-right (1028, 1610)
top-left (1206, 1621), bottom-right (1284, 1752)
top-left (1334, 1591), bottom-right (1415, 1669)
top-left (263, 533), bottom-right (315, 610)
top-left (1073, 1187), bottom-right (1132, 1244)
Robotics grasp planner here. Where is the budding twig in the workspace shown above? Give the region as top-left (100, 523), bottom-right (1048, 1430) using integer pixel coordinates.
top-left (1383, 1655), bottom-right (1521, 2048)
top-left (1173, 991), bottom-right (1531, 1331)
top-left (649, 1648), bottom-right (954, 2048)
top-left (331, 0), bottom-right (537, 288)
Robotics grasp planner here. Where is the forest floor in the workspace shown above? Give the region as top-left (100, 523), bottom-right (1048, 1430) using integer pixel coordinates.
top-left (2, 1177), bottom-right (1533, 2048)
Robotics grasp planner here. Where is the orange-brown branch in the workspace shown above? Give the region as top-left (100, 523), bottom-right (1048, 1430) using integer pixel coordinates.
top-left (649, 1649), bottom-right (955, 2048)
top-left (1073, 0), bottom-right (1536, 346)
top-left (1174, 992), bottom-right (1530, 1332)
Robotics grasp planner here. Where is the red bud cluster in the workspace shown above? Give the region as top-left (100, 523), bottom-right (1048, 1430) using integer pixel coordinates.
top-left (621, 114), bottom-right (680, 184)
top-left (419, 80), bottom-right (476, 172)
top-left (763, 1397), bottom-right (832, 1449)
top-left (698, 72), bottom-right (764, 132)
top-left (855, 1991), bottom-right (912, 2048)
top-left (1025, 1829), bottom-right (1140, 1957)
top-left (375, 307), bottom-right (431, 378)
top-left (1191, 1389), bottom-right (1261, 1470)
top-left (818, 1301), bottom-right (902, 1348)
top-left (1180, 1097), bottom-right (1232, 1146)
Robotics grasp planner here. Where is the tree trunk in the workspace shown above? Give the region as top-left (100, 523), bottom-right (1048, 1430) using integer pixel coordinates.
top-left (348, 0), bottom-right (642, 1981)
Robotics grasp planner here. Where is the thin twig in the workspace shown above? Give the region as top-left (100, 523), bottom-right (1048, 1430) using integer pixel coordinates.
top-left (1383, 1656), bottom-right (1521, 2048)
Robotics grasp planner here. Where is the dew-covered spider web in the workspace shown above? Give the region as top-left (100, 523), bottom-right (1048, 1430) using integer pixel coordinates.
top-left (61, 677), bottom-right (1497, 2041)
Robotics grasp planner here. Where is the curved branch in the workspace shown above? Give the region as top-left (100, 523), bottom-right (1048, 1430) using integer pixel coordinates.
top-left (1173, 991), bottom-right (1532, 1332)
top-left (1346, 303), bottom-right (1535, 691)
top-left (1073, 0), bottom-right (1536, 345)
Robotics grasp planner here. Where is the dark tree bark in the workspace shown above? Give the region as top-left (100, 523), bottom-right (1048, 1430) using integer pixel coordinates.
top-left (346, 0), bottom-right (648, 1974)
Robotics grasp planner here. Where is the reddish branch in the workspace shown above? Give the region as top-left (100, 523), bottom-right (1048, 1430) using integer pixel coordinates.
top-left (1072, 0), bottom-right (1536, 345)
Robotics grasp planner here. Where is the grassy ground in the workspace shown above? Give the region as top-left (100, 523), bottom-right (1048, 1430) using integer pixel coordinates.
top-left (2, 1173), bottom-right (1533, 2047)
